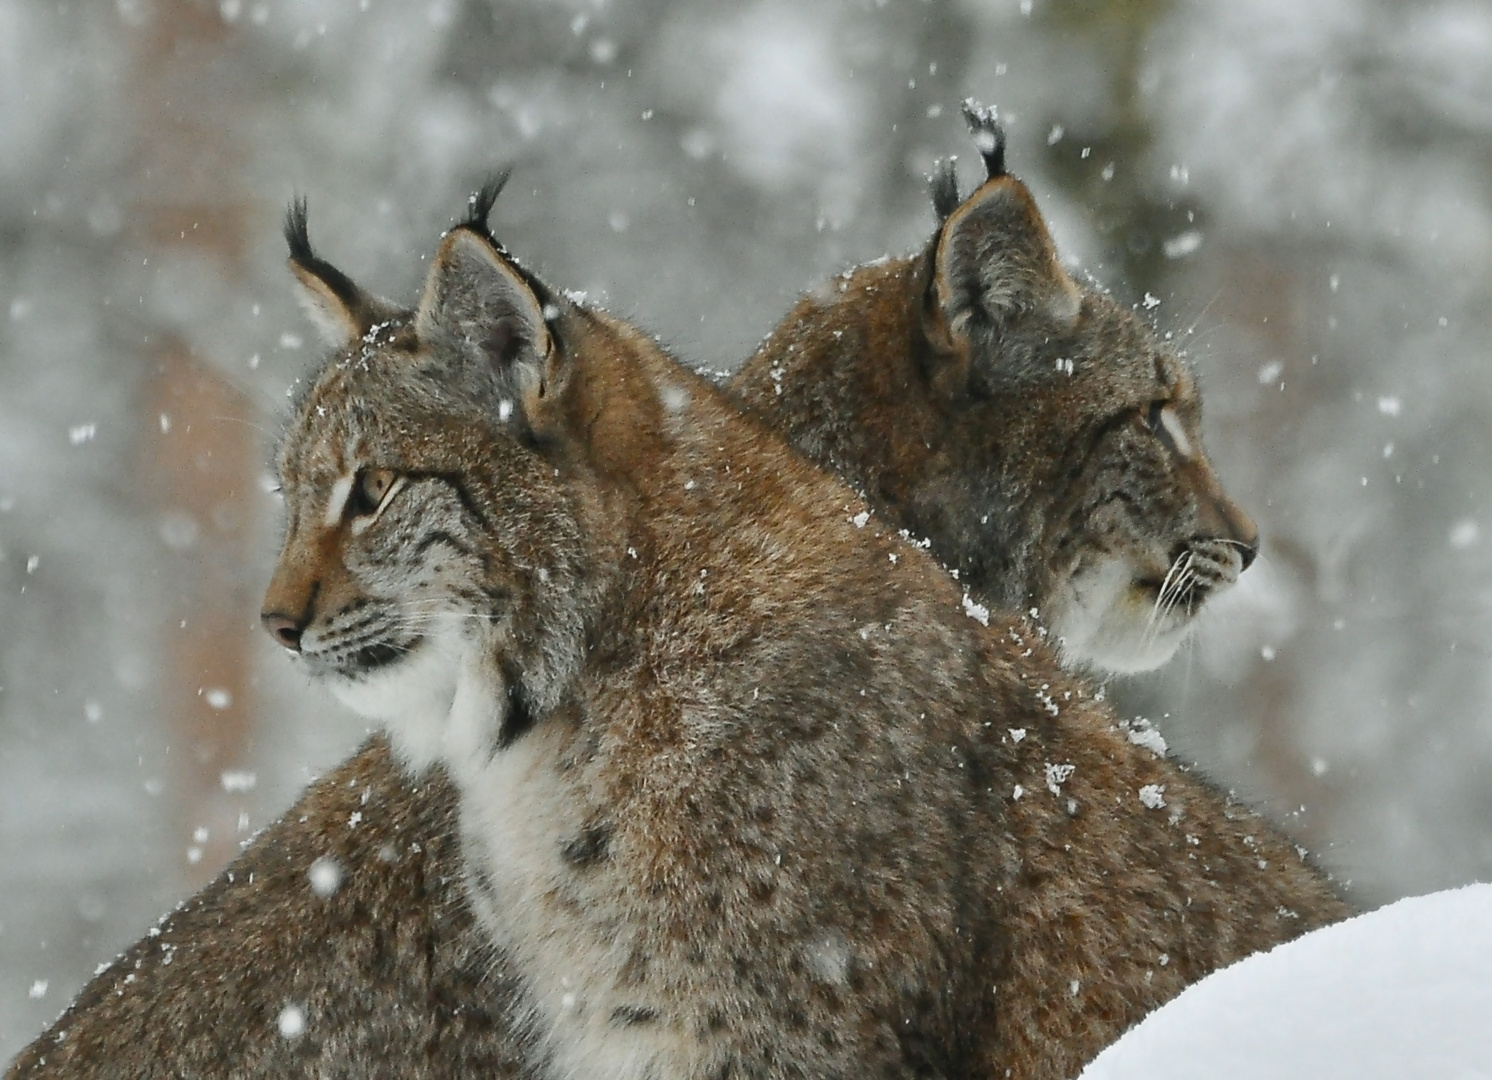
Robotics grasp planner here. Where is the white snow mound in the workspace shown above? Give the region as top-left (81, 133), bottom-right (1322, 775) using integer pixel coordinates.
top-left (1080, 883), bottom-right (1492, 1079)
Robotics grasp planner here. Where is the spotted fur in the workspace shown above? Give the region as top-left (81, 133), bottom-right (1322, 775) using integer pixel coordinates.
top-left (733, 106), bottom-right (1257, 673)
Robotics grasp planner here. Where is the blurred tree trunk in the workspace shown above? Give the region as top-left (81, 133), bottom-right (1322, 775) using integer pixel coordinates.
top-left (129, 0), bottom-right (259, 888)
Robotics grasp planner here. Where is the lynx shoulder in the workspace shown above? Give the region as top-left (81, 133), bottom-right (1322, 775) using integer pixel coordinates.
top-left (254, 184), bottom-right (1342, 1080)
top-left (734, 103), bottom-right (1256, 674)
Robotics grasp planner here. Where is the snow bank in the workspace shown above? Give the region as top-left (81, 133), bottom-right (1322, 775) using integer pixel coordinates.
top-left (1080, 884), bottom-right (1492, 1079)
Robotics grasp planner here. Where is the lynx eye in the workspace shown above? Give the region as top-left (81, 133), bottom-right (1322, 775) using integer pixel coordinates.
top-left (347, 468), bottom-right (399, 519)
top-left (1146, 403), bottom-right (1193, 460)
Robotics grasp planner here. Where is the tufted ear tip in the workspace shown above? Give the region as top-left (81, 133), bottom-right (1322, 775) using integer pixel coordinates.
top-left (284, 198), bottom-right (373, 350)
top-left (415, 196), bottom-right (568, 434)
top-left (960, 99), bottom-right (1007, 180)
top-left (929, 157), bottom-right (961, 223)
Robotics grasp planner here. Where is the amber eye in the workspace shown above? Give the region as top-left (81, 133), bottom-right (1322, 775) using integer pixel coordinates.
top-left (348, 468), bottom-right (397, 517)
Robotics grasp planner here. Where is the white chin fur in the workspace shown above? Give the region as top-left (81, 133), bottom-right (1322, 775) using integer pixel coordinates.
top-left (325, 625), bottom-right (510, 777)
top-left (1049, 559), bottom-right (1196, 675)
top-left (326, 636), bottom-right (464, 773)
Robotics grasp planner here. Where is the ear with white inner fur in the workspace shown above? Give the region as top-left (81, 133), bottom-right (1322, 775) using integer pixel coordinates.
top-left (283, 198), bottom-right (372, 351)
top-left (415, 228), bottom-right (559, 427)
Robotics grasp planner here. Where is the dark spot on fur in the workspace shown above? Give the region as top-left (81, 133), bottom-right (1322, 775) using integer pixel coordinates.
top-left (560, 823), bottom-right (612, 868)
top-left (495, 664), bottom-right (536, 749)
top-left (610, 1005), bottom-right (658, 1028)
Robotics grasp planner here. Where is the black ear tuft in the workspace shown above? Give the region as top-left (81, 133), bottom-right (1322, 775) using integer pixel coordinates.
top-left (929, 157), bottom-right (961, 223)
top-left (459, 169), bottom-right (514, 245)
top-left (282, 197), bottom-right (365, 314)
top-left (960, 99), bottom-right (1007, 180)
top-left (452, 170), bottom-right (558, 313)
top-left (284, 196), bottom-right (313, 263)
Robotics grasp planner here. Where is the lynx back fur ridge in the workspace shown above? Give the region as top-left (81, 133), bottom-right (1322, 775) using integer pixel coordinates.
top-left (735, 103), bottom-right (1258, 674)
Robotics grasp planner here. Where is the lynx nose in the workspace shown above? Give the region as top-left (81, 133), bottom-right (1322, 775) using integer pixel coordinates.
top-left (1208, 494), bottom-right (1258, 572)
top-left (1236, 534), bottom-right (1259, 572)
top-left (261, 611), bottom-right (307, 652)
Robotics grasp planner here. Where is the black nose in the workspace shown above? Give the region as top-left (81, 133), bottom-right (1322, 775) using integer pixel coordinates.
top-left (1237, 538), bottom-right (1259, 572)
top-left (261, 611), bottom-right (306, 652)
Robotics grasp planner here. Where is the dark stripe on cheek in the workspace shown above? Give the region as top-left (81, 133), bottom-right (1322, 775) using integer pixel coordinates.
top-left (415, 530), bottom-right (474, 557)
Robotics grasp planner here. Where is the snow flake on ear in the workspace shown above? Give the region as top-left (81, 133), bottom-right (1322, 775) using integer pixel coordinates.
top-left (1119, 716), bottom-right (1168, 757)
top-left (1139, 784), bottom-right (1167, 810)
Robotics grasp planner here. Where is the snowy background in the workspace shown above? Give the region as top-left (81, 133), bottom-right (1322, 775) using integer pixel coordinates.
top-left (2, 0), bottom-right (1491, 1059)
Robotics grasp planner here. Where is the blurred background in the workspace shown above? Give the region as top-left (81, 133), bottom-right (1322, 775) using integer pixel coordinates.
top-left (3, 0), bottom-right (1491, 1057)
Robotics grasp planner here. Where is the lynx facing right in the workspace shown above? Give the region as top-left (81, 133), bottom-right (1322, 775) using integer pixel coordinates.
top-left (258, 186), bottom-right (1342, 1080)
top-left (736, 104), bottom-right (1257, 673)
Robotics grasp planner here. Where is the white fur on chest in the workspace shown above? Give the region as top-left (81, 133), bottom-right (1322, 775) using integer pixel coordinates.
top-left (328, 625), bottom-right (698, 1080)
top-left (459, 733), bottom-right (700, 1080)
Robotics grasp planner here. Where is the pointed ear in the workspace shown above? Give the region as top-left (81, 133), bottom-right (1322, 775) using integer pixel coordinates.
top-left (415, 227), bottom-right (558, 424)
top-left (928, 175), bottom-right (1082, 382)
top-left (284, 198), bottom-right (373, 350)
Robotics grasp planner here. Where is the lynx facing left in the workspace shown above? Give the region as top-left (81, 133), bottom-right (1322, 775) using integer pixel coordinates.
top-left (251, 184), bottom-right (1346, 1080)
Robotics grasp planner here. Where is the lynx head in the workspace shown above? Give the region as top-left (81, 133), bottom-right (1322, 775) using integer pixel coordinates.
top-left (916, 102), bottom-right (1257, 672)
top-left (261, 179), bottom-right (617, 770)
top-left (738, 101), bottom-right (1257, 674)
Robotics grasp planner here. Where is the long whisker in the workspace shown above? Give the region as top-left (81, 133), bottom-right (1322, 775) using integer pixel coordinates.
top-left (1145, 553), bottom-right (1189, 636)
top-left (1144, 553), bottom-right (1194, 646)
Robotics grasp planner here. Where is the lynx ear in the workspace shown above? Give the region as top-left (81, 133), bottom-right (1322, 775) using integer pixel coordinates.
top-left (923, 105), bottom-right (1082, 388)
top-left (934, 177), bottom-right (1081, 331)
top-left (284, 198), bottom-right (374, 350)
top-left (415, 216), bottom-right (557, 427)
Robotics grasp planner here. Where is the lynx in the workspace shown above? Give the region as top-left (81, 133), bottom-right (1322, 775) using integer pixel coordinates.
top-left (8, 165), bottom-right (1333, 1080)
top-left (735, 103), bottom-right (1258, 674)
